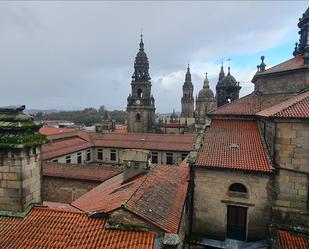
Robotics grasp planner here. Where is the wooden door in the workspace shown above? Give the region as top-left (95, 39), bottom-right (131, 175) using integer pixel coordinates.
top-left (226, 205), bottom-right (247, 241)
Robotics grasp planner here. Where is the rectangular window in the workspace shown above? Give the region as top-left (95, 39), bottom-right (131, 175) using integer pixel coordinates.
top-left (65, 155), bottom-right (71, 164)
top-left (110, 149), bottom-right (117, 161)
top-left (97, 149), bottom-right (103, 160)
top-left (86, 149), bottom-right (91, 161)
top-left (166, 152), bottom-right (173, 165)
top-left (181, 153), bottom-right (188, 161)
top-left (77, 152), bottom-right (82, 164)
top-left (52, 159), bottom-right (58, 163)
top-left (151, 152), bottom-right (158, 164)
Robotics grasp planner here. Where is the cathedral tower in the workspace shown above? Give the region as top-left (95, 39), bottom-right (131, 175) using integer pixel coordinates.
top-left (181, 65), bottom-right (194, 118)
top-left (216, 66), bottom-right (241, 107)
top-left (127, 35), bottom-right (155, 133)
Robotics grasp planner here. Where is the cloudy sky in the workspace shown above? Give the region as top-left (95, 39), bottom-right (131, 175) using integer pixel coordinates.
top-left (0, 1), bottom-right (307, 113)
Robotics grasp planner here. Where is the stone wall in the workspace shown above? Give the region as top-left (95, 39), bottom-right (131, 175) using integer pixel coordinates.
top-left (254, 69), bottom-right (309, 95)
top-left (272, 121), bottom-right (309, 230)
top-left (193, 168), bottom-right (271, 241)
top-left (48, 147), bottom-right (187, 166)
top-left (0, 147), bottom-right (42, 213)
top-left (42, 176), bottom-right (100, 203)
top-left (258, 119), bottom-right (276, 160)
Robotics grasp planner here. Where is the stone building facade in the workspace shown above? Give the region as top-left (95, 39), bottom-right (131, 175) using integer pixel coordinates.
top-left (127, 35), bottom-right (156, 133)
top-left (181, 65), bottom-right (194, 118)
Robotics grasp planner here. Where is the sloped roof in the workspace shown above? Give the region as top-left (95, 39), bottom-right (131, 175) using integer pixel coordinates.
top-left (43, 162), bottom-right (122, 182)
top-left (39, 127), bottom-right (75, 136)
top-left (90, 133), bottom-right (196, 152)
top-left (253, 55), bottom-right (304, 80)
top-left (257, 90), bottom-right (309, 119)
top-left (0, 207), bottom-right (155, 249)
top-left (42, 137), bottom-right (92, 160)
top-left (42, 132), bottom-right (196, 160)
top-left (277, 230), bottom-right (309, 249)
top-left (195, 120), bottom-right (272, 173)
top-left (72, 164), bottom-right (189, 234)
top-left (210, 93), bottom-right (261, 116)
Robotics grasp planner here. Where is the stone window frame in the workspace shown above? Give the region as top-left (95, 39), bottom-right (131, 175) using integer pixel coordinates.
top-left (97, 148), bottom-right (103, 160)
top-left (228, 183), bottom-right (249, 199)
top-left (86, 149), bottom-right (91, 161)
top-left (151, 151), bottom-right (158, 164)
top-left (65, 155), bottom-right (71, 164)
top-left (77, 152), bottom-right (82, 164)
top-left (110, 149), bottom-right (117, 161)
top-left (166, 152), bottom-right (173, 165)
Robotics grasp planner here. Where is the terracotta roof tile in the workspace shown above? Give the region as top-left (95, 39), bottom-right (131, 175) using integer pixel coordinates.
top-left (210, 92), bottom-right (295, 117)
top-left (43, 162), bottom-right (122, 182)
top-left (254, 55), bottom-right (304, 77)
top-left (210, 93), bottom-right (261, 116)
top-left (42, 137), bottom-right (92, 160)
top-left (43, 201), bottom-right (83, 213)
top-left (72, 165), bottom-right (189, 234)
top-left (0, 207), bottom-right (155, 249)
top-left (72, 173), bottom-right (146, 214)
top-left (90, 133), bottom-right (196, 152)
top-left (42, 132), bottom-right (196, 160)
top-left (257, 90), bottom-right (309, 119)
top-left (277, 230), bottom-right (309, 249)
top-left (195, 120), bottom-right (271, 173)
top-left (40, 127), bottom-right (75, 136)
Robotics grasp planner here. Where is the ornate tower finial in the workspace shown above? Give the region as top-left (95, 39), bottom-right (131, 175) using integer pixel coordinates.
top-left (139, 33), bottom-right (144, 51)
top-left (228, 66), bottom-right (231, 75)
top-left (203, 72), bottom-right (209, 89)
top-left (259, 56), bottom-right (266, 72)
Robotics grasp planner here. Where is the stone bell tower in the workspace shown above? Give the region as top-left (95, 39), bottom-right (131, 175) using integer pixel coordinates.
top-left (127, 34), bottom-right (156, 133)
top-left (181, 65), bottom-right (194, 118)
top-left (0, 105), bottom-right (45, 216)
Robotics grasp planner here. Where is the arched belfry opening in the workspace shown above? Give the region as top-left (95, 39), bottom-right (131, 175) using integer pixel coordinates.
top-left (137, 89), bottom-right (143, 98)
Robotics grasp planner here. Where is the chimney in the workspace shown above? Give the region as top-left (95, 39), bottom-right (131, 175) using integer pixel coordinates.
top-left (0, 105), bottom-right (46, 216)
top-left (120, 149), bottom-right (150, 182)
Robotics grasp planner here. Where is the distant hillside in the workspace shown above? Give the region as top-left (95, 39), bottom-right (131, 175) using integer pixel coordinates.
top-left (35, 108), bottom-right (126, 126)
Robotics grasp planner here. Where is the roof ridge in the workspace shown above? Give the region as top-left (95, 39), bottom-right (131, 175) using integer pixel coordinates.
top-left (34, 206), bottom-right (85, 215)
top-left (123, 173), bottom-right (149, 208)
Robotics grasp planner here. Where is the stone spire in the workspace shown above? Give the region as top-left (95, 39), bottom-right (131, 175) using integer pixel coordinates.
top-left (132, 34), bottom-right (150, 82)
top-left (218, 62), bottom-right (225, 82)
top-left (185, 64), bottom-right (192, 83)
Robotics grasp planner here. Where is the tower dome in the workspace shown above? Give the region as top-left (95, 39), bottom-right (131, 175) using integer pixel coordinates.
top-left (218, 67), bottom-right (238, 87)
top-left (197, 73), bottom-right (214, 99)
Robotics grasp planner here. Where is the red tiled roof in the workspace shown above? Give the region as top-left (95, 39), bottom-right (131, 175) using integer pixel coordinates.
top-left (254, 56), bottom-right (304, 78)
top-left (257, 90), bottom-right (309, 119)
top-left (210, 92), bottom-right (295, 117)
top-left (42, 137), bottom-right (92, 160)
top-left (43, 201), bottom-right (83, 213)
top-left (210, 93), bottom-right (261, 116)
top-left (90, 133), bottom-right (196, 152)
top-left (43, 162), bottom-right (122, 182)
top-left (40, 127), bottom-right (75, 136)
top-left (72, 165), bottom-right (189, 234)
top-left (195, 120), bottom-right (272, 173)
top-left (277, 230), bottom-right (309, 249)
top-left (42, 132), bottom-right (196, 160)
top-left (0, 207), bottom-right (155, 249)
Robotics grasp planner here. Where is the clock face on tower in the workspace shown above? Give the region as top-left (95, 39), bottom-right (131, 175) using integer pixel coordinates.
top-left (136, 100), bottom-right (141, 105)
